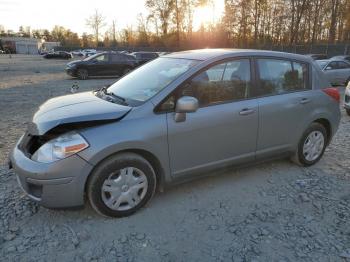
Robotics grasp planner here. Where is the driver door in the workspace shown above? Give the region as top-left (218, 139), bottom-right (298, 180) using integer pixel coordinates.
top-left (88, 53), bottom-right (110, 76)
top-left (164, 59), bottom-right (259, 178)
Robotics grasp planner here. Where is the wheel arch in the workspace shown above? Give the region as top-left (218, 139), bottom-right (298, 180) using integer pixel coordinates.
top-left (312, 118), bottom-right (332, 145)
top-left (84, 148), bottom-right (166, 197)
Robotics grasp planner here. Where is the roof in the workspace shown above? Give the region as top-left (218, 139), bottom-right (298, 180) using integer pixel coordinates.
top-left (164, 48), bottom-right (312, 62)
top-left (0, 36), bottom-right (40, 43)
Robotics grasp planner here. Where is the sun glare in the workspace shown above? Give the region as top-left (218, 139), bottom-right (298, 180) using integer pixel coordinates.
top-left (192, 1), bottom-right (224, 30)
top-left (193, 6), bottom-right (214, 30)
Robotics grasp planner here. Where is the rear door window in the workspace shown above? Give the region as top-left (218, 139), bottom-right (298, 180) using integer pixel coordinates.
top-left (257, 58), bottom-right (309, 95)
top-left (326, 61), bottom-right (338, 70)
top-left (95, 54), bottom-right (108, 62)
top-left (292, 61), bottom-right (308, 90)
top-left (338, 61), bottom-right (350, 69)
top-left (111, 54), bottom-right (127, 62)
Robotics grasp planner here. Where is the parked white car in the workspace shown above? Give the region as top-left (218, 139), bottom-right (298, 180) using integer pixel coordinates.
top-left (82, 49), bottom-right (97, 57)
top-left (317, 59), bottom-right (350, 86)
top-left (71, 50), bottom-right (82, 55)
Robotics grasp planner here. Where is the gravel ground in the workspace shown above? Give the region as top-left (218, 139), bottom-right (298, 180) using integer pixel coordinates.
top-left (0, 55), bottom-right (349, 262)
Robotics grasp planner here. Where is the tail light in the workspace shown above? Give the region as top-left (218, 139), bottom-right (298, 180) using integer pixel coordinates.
top-left (322, 88), bottom-right (340, 103)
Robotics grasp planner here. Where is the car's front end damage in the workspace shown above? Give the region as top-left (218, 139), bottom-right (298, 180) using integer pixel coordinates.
top-left (10, 134), bottom-right (93, 208)
top-left (9, 91), bottom-right (132, 208)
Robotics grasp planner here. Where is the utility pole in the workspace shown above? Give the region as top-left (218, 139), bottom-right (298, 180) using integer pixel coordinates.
top-left (112, 20), bottom-right (117, 47)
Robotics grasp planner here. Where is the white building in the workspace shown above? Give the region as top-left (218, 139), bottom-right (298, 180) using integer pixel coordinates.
top-left (41, 41), bottom-right (61, 52)
top-left (1, 37), bottom-right (40, 54)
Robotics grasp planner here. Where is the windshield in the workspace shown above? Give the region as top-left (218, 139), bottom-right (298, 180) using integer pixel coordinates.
top-left (108, 57), bottom-right (199, 105)
top-left (83, 53), bottom-right (102, 61)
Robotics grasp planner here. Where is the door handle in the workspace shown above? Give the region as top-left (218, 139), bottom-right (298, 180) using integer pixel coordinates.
top-left (300, 98), bottom-right (311, 104)
top-left (239, 108), bottom-right (255, 116)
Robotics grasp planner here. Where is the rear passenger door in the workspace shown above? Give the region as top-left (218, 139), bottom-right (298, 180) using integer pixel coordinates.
top-left (255, 58), bottom-right (313, 159)
top-left (110, 54), bottom-right (125, 76)
top-left (88, 53), bottom-right (110, 76)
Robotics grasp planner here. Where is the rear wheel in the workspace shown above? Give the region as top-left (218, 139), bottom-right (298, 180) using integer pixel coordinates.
top-left (87, 153), bottom-right (157, 218)
top-left (77, 69), bottom-right (88, 80)
top-left (291, 123), bottom-right (327, 166)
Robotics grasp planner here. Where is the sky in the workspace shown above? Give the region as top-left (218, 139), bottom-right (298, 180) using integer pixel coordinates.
top-left (0, 0), bottom-right (225, 36)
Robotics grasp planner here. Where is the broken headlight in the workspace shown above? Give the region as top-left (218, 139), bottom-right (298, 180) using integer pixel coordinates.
top-left (31, 132), bottom-right (89, 163)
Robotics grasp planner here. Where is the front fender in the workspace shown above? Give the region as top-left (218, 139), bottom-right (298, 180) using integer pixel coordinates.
top-left (77, 114), bottom-right (172, 184)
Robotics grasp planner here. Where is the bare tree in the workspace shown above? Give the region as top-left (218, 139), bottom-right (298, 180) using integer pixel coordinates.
top-left (145, 0), bottom-right (174, 35)
top-left (86, 9), bottom-right (106, 46)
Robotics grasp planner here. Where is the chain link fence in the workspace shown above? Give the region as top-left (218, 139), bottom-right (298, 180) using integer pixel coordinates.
top-left (252, 44), bottom-right (350, 57)
top-left (56, 43), bottom-right (350, 57)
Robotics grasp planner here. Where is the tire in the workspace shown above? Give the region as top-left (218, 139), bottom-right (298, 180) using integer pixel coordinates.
top-left (77, 69), bottom-right (88, 80)
top-left (291, 123), bottom-right (328, 167)
top-left (122, 67), bottom-right (132, 76)
top-left (87, 153), bottom-right (157, 218)
top-left (346, 108), bottom-right (350, 116)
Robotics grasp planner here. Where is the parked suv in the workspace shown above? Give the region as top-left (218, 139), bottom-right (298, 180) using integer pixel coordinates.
top-left (316, 59), bottom-right (350, 86)
top-left (65, 52), bottom-right (136, 79)
top-left (10, 49), bottom-right (340, 217)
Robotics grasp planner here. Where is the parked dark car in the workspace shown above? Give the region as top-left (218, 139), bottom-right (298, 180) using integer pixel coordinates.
top-left (305, 54), bottom-right (328, 60)
top-left (44, 51), bottom-right (72, 59)
top-left (65, 52), bottom-right (136, 79)
top-left (132, 52), bottom-right (159, 66)
top-left (331, 55), bottom-right (350, 63)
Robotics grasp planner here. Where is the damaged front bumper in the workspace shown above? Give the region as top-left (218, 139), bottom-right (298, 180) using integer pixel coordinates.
top-left (9, 135), bottom-right (93, 208)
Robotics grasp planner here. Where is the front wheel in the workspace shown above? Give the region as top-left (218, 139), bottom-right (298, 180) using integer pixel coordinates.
top-left (77, 69), bottom-right (88, 80)
top-left (346, 108), bottom-right (350, 116)
top-left (291, 123), bottom-right (327, 166)
top-left (87, 153), bottom-right (157, 217)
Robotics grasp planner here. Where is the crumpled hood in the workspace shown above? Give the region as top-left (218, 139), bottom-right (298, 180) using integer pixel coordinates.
top-left (28, 91), bottom-right (131, 135)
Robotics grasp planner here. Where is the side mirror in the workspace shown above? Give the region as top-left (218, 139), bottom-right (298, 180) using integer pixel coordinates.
top-left (174, 96), bottom-right (198, 122)
top-left (325, 66), bottom-right (332, 70)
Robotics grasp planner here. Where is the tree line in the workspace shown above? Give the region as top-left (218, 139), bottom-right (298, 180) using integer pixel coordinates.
top-left (1, 0), bottom-right (349, 50)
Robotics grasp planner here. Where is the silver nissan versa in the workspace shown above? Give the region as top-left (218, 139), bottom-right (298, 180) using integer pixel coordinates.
top-left (9, 49), bottom-right (341, 217)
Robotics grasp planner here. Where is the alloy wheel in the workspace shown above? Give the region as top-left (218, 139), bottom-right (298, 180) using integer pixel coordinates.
top-left (101, 167), bottom-right (148, 211)
top-left (302, 131), bottom-right (325, 161)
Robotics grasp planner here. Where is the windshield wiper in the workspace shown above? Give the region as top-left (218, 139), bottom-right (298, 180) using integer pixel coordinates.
top-left (97, 86), bottom-right (128, 106)
top-left (107, 91), bottom-right (126, 102)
